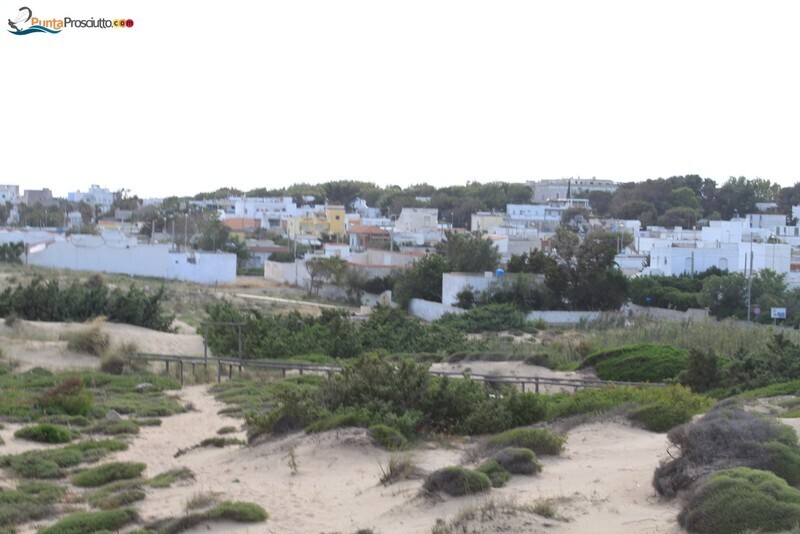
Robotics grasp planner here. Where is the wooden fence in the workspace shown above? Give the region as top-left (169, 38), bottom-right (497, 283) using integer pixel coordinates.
top-left (132, 353), bottom-right (663, 391)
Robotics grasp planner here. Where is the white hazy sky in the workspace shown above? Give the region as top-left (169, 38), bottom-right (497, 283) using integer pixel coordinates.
top-left (4, 0), bottom-right (800, 199)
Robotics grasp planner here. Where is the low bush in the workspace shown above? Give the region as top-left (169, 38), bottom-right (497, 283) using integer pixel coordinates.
top-left (490, 447), bottom-right (541, 475)
top-left (66, 325), bottom-right (111, 356)
top-left (678, 467), bottom-right (800, 533)
top-left (653, 402), bottom-right (800, 497)
top-left (217, 426), bottom-right (237, 435)
top-left (148, 467), bottom-right (194, 488)
top-left (435, 304), bottom-right (530, 333)
top-left (87, 479), bottom-right (146, 509)
top-left (0, 481), bottom-right (64, 528)
top-left (206, 501), bottom-right (269, 522)
top-left (475, 459), bottom-right (511, 487)
top-left (14, 423), bottom-right (73, 443)
top-left (548, 384), bottom-right (711, 432)
top-left (305, 409), bottom-right (372, 433)
top-left (0, 439), bottom-right (127, 479)
top-left (38, 508), bottom-right (138, 534)
top-left (369, 424), bottom-right (408, 451)
top-left (89, 419), bottom-right (140, 436)
top-left (198, 437), bottom-right (246, 448)
top-left (506, 391), bottom-right (549, 427)
top-left (423, 466), bottom-right (491, 496)
top-left (581, 344), bottom-right (687, 382)
top-left (485, 427), bottom-right (565, 456)
top-left (35, 377), bottom-right (94, 416)
top-left (145, 500), bottom-right (268, 534)
top-left (72, 461), bottom-right (147, 488)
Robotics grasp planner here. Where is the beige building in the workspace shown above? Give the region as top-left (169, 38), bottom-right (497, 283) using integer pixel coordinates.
top-left (471, 212), bottom-right (505, 233)
top-left (396, 208), bottom-right (438, 233)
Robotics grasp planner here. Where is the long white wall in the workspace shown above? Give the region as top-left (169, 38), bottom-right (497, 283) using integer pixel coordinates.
top-left (28, 242), bottom-right (236, 284)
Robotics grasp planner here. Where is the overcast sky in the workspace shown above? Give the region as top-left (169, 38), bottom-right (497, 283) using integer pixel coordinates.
top-left (4, 0), bottom-right (800, 199)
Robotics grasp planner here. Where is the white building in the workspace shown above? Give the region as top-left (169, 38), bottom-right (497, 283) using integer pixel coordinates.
top-left (68, 185), bottom-right (115, 214)
top-left (528, 178), bottom-right (617, 203)
top-left (231, 197), bottom-right (301, 229)
top-left (0, 185), bottom-right (20, 204)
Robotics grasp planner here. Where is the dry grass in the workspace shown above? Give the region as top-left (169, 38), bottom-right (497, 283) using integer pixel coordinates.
top-left (185, 491), bottom-right (222, 512)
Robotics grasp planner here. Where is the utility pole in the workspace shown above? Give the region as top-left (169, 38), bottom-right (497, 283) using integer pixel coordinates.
top-left (747, 234), bottom-right (754, 323)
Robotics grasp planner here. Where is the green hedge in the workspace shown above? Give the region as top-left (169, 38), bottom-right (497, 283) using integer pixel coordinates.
top-left (582, 343), bottom-right (688, 382)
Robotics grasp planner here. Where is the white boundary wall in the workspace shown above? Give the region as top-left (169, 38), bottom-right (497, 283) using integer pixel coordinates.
top-left (28, 242), bottom-right (236, 284)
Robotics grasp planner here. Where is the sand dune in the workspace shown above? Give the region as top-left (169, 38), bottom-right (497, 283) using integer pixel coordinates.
top-left (2, 320), bottom-right (680, 533)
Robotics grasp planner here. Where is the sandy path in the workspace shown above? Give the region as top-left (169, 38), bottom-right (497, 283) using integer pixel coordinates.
top-left (430, 361), bottom-right (598, 394)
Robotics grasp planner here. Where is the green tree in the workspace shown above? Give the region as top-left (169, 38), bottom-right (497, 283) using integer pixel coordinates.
top-left (547, 228), bottom-right (629, 310)
top-left (194, 214), bottom-right (249, 266)
top-left (698, 273), bottom-right (747, 319)
top-left (305, 257), bottom-right (348, 296)
top-left (393, 254), bottom-right (448, 309)
top-left (434, 231), bottom-right (500, 273)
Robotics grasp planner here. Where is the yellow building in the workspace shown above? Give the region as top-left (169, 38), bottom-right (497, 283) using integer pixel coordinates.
top-left (325, 205), bottom-right (345, 237)
top-left (284, 205), bottom-right (346, 239)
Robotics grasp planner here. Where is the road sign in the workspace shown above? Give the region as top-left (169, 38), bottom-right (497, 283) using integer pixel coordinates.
top-left (771, 307), bottom-right (787, 319)
top-left (753, 307), bottom-right (761, 316)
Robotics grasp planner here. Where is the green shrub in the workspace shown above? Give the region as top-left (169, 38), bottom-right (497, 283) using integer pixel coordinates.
top-left (369, 424), bottom-right (408, 451)
top-left (217, 426), bottom-right (237, 435)
top-left (35, 377), bottom-right (94, 416)
top-left (549, 384), bottom-right (711, 431)
top-left (89, 419), bottom-right (140, 436)
top-left (435, 304), bottom-right (529, 333)
top-left (305, 409), bottom-right (372, 433)
top-left (764, 441), bottom-right (800, 486)
top-left (38, 508), bottom-right (138, 534)
top-left (147, 467), bottom-right (194, 488)
top-left (506, 391), bottom-right (549, 427)
top-left (14, 424), bottom-right (72, 444)
top-left (72, 462), bottom-right (147, 488)
top-left (491, 447), bottom-right (541, 475)
top-left (582, 343), bottom-right (687, 382)
top-left (67, 325), bottom-right (111, 356)
top-left (679, 348), bottom-right (722, 393)
top-left (475, 459), bottom-right (511, 487)
top-left (629, 395), bottom-right (705, 433)
top-left (206, 501), bottom-right (269, 522)
top-left (422, 466), bottom-right (491, 496)
top-left (87, 479), bottom-right (146, 509)
top-left (678, 467), bottom-right (800, 533)
top-left (5, 456), bottom-right (63, 478)
top-left (486, 427), bottom-right (565, 456)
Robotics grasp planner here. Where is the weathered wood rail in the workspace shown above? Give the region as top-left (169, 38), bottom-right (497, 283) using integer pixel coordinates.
top-left (131, 353), bottom-right (665, 391)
